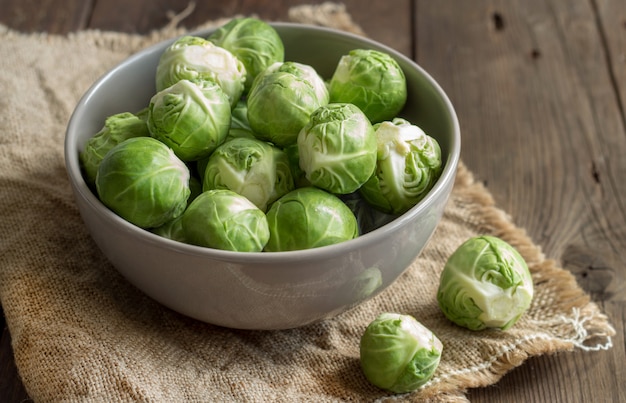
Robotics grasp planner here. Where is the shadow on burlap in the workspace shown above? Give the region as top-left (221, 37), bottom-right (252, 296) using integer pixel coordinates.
top-left (0, 3), bottom-right (615, 402)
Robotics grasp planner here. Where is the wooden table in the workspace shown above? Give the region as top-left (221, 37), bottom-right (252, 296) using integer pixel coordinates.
top-left (1, 1), bottom-right (624, 401)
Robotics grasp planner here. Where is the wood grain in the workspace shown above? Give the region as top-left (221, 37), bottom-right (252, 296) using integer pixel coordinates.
top-left (0, 0), bottom-right (624, 402)
top-left (87, 0), bottom-right (413, 56)
top-left (0, 0), bottom-right (93, 33)
top-left (415, 0), bottom-right (625, 401)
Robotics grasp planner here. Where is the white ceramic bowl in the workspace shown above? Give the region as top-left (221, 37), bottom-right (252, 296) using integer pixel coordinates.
top-left (65, 23), bottom-right (460, 330)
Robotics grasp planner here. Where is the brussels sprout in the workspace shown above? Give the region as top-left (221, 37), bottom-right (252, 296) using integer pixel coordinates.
top-left (255, 61), bottom-right (329, 106)
top-left (297, 103), bottom-right (377, 194)
top-left (359, 118), bottom-right (442, 214)
top-left (283, 144), bottom-right (311, 188)
top-left (150, 174), bottom-right (200, 242)
top-left (153, 173), bottom-right (202, 243)
top-left (202, 137), bottom-right (295, 212)
top-left (437, 236), bottom-right (534, 331)
top-left (264, 187), bottom-right (358, 252)
top-left (135, 106), bottom-right (150, 122)
top-left (329, 49), bottom-right (407, 123)
top-left (230, 98), bottom-right (252, 131)
top-left (224, 98), bottom-right (256, 143)
top-left (96, 137), bottom-right (190, 229)
top-left (147, 79), bottom-right (232, 161)
top-left (247, 62), bottom-right (329, 147)
top-left (181, 189), bottom-right (269, 252)
top-left (151, 215), bottom-right (186, 243)
top-left (155, 35), bottom-right (246, 107)
top-left (360, 313), bottom-right (443, 393)
top-left (207, 17), bottom-right (284, 91)
top-left (80, 112), bottom-right (149, 186)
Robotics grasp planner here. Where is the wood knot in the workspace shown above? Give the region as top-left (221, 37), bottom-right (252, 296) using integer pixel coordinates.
top-left (562, 244), bottom-right (616, 300)
top-left (492, 12), bottom-right (505, 31)
top-left (530, 49), bottom-right (541, 59)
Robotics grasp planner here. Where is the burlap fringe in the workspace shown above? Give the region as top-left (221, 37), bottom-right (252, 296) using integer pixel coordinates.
top-left (288, 2), bottom-right (366, 36)
top-left (160, 1), bottom-right (367, 36)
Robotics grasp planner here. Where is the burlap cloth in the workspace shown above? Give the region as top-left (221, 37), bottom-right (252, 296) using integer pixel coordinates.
top-left (0, 3), bottom-right (616, 402)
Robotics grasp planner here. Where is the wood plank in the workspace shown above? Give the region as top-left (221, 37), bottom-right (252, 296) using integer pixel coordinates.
top-left (593, 6), bottom-right (626, 399)
top-left (415, 0), bottom-right (625, 401)
top-left (86, 0), bottom-right (412, 55)
top-left (594, 0), bottom-right (626, 125)
top-left (0, 0), bottom-right (94, 34)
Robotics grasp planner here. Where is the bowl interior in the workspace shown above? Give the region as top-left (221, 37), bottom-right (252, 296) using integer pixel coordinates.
top-left (66, 22), bottom-right (460, 257)
top-left (64, 23), bottom-right (460, 328)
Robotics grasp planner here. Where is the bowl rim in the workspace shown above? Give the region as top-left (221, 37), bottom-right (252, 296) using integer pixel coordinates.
top-left (64, 22), bottom-right (461, 264)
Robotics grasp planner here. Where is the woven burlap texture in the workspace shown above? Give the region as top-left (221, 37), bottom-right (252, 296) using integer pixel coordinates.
top-left (0, 3), bottom-right (615, 402)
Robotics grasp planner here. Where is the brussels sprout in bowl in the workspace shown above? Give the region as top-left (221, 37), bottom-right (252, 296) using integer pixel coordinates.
top-left (64, 23), bottom-right (460, 330)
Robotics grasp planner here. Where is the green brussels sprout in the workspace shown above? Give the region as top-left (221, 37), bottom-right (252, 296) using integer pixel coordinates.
top-left (135, 106), bottom-right (150, 122)
top-left (283, 144), bottom-right (311, 188)
top-left (255, 61), bottom-right (329, 106)
top-left (96, 137), bottom-right (190, 229)
top-left (359, 118), bottom-right (442, 215)
top-left (360, 313), bottom-right (443, 393)
top-left (207, 17), bottom-right (284, 91)
top-left (150, 174), bottom-right (200, 242)
top-left (151, 215), bottom-right (186, 243)
top-left (247, 62), bottom-right (329, 147)
top-left (264, 187), bottom-right (358, 252)
top-left (147, 79), bottom-right (232, 161)
top-left (329, 49), bottom-right (407, 123)
top-left (230, 98), bottom-right (251, 131)
top-left (297, 103), bottom-right (377, 194)
top-left (224, 98), bottom-right (256, 143)
top-left (155, 35), bottom-right (246, 107)
top-left (181, 189), bottom-right (269, 252)
top-left (202, 137), bottom-right (295, 212)
top-left (80, 112), bottom-right (149, 187)
top-left (437, 236), bottom-right (534, 331)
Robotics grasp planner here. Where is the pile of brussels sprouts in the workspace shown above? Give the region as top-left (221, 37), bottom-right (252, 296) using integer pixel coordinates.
top-left (80, 17), bottom-right (444, 253)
